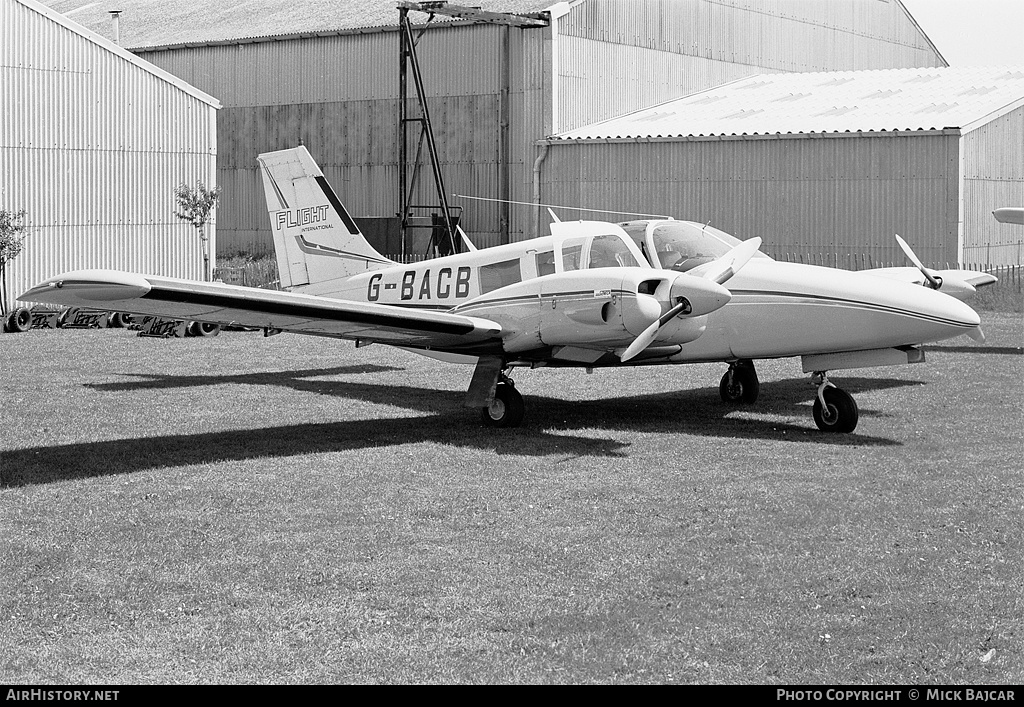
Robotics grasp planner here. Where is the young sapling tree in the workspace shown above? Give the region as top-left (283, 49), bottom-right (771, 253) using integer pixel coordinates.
top-left (173, 181), bottom-right (221, 281)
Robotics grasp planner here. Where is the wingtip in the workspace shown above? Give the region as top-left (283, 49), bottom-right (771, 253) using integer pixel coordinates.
top-left (20, 270), bottom-right (152, 305)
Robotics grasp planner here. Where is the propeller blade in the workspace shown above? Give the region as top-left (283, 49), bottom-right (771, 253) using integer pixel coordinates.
top-left (620, 300), bottom-right (689, 362)
top-left (456, 225), bottom-right (477, 252)
top-left (895, 234), bottom-right (942, 289)
top-left (696, 237), bottom-right (762, 285)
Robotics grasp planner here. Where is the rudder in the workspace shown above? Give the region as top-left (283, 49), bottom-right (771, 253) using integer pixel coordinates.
top-left (258, 146), bottom-right (393, 292)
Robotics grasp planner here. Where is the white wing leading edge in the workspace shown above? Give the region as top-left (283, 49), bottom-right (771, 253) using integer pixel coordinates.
top-left (21, 270), bottom-right (503, 352)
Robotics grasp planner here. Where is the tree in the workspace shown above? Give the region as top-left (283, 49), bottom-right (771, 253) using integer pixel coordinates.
top-left (173, 181), bottom-right (221, 281)
top-left (0, 208), bottom-right (28, 317)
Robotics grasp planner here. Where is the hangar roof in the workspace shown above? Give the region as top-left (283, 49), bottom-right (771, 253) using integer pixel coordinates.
top-left (19, 0), bottom-right (220, 107)
top-left (554, 66), bottom-right (1024, 140)
top-left (44, 0), bottom-right (557, 49)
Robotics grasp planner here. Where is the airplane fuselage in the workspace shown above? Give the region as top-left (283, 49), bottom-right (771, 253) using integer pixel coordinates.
top-left (294, 231), bottom-right (980, 367)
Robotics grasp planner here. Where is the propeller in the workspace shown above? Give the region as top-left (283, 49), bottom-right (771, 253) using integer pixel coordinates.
top-left (456, 225), bottom-right (477, 252)
top-left (620, 237), bottom-right (762, 362)
top-left (693, 236), bottom-right (763, 285)
top-left (895, 234), bottom-right (942, 290)
top-left (620, 298), bottom-right (692, 362)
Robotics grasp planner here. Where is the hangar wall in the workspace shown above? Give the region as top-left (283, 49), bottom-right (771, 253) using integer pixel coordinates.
top-left (961, 106), bottom-right (1024, 267)
top-left (553, 0), bottom-right (945, 131)
top-left (133, 0), bottom-right (947, 256)
top-left (141, 23), bottom-right (550, 254)
top-left (1, 0), bottom-right (219, 309)
top-left (538, 131), bottom-right (961, 267)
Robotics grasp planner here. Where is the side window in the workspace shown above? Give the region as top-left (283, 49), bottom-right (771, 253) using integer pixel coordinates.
top-left (619, 223), bottom-right (652, 266)
top-left (588, 234), bottom-right (640, 268)
top-left (479, 258), bottom-right (522, 294)
top-left (535, 250), bottom-right (556, 276)
top-left (561, 238), bottom-right (585, 271)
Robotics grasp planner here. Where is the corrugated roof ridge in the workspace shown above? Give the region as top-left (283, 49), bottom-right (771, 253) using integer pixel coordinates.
top-left (553, 65), bottom-right (1024, 141)
top-left (41, 0), bottom-right (559, 50)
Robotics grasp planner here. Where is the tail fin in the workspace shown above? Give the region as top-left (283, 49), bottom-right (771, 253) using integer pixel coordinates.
top-left (258, 146), bottom-right (393, 291)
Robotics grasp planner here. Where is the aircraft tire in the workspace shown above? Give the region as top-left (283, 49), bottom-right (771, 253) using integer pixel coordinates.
top-left (8, 307), bottom-right (32, 333)
top-left (812, 387), bottom-right (859, 433)
top-left (195, 322), bottom-right (221, 337)
top-left (719, 364), bottom-right (759, 404)
top-left (108, 312), bottom-right (134, 328)
top-left (480, 382), bottom-right (525, 428)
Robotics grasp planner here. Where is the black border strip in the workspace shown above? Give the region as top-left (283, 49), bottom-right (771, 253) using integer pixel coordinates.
top-left (315, 175), bottom-right (361, 236)
top-left (141, 288), bottom-right (478, 336)
top-left (730, 289), bottom-right (977, 328)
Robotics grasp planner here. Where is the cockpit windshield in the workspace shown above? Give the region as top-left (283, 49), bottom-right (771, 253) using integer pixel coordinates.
top-left (624, 221), bottom-right (770, 272)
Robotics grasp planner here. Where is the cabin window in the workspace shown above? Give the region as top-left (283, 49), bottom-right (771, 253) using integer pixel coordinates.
top-left (620, 222), bottom-right (652, 265)
top-left (536, 250), bottom-right (555, 276)
top-left (587, 234), bottom-right (640, 268)
top-left (479, 258), bottom-right (522, 294)
top-left (561, 238), bottom-right (585, 271)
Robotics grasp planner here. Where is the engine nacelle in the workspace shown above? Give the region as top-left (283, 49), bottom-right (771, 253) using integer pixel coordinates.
top-left (453, 269), bottom-right (727, 354)
top-left (454, 270), bottom-right (659, 353)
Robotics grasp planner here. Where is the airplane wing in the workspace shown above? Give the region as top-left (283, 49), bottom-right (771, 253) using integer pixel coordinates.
top-left (20, 270), bottom-right (504, 352)
top-left (860, 266), bottom-right (997, 289)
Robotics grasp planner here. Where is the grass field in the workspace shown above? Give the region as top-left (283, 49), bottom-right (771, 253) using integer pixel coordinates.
top-left (1, 313), bottom-right (1021, 684)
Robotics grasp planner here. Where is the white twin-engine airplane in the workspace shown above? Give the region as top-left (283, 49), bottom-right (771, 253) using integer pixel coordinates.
top-left (22, 146), bottom-right (993, 433)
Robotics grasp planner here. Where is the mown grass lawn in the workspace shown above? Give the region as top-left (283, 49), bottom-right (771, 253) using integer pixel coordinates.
top-left (1, 313), bottom-right (1021, 684)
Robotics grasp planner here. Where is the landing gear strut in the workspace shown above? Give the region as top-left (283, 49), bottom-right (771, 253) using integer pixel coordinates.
top-left (720, 359), bottom-right (759, 404)
top-left (480, 373), bottom-right (525, 428)
top-left (811, 371), bottom-right (859, 433)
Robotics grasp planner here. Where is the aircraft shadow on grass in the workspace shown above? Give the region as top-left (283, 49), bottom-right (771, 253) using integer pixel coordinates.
top-left (927, 344), bottom-right (1022, 355)
top-left (1, 367), bottom-right (913, 487)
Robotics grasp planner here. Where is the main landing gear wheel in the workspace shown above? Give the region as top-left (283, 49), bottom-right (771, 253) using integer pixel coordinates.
top-left (811, 374), bottom-right (859, 433)
top-left (481, 379), bottom-right (525, 428)
top-left (720, 360), bottom-right (759, 404)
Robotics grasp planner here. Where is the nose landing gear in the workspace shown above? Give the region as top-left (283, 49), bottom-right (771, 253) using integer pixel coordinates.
top-left (811, 371), bottom-right (859, 433)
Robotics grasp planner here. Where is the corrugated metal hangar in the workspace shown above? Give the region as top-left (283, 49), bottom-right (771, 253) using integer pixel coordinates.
top-left (550, 66), bottom-right (1024, 267)
top-left (32, 0), bottom-right (954, 255)
top-left (1, 0), bottom-right (219, 311)
top-left (14, 0), bottom-right (1022, 295)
